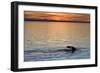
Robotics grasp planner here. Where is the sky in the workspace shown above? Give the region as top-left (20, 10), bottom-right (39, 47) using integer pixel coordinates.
top-left (24, 11), bottom-right (90, 23)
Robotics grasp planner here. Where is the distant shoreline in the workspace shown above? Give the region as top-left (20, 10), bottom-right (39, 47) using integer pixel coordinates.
top-left (24, 19), bottom-right (90, 23)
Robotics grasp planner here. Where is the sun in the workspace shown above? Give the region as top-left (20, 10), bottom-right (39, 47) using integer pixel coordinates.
top-left (49, 16), bottom-right (64, 21)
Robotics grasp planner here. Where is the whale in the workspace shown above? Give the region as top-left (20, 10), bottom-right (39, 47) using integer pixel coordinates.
top-left (25, 46), bottom-right (77, 54)
top-left (66, 46), bottom-right (77, 53)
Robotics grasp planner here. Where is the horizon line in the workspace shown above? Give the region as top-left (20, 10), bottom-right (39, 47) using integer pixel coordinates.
top-left (24, 19), bottom-right (90, 23)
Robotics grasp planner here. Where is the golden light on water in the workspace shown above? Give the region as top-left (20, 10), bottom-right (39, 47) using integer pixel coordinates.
top-left (48, 22), bottom-right (67, 40)
top-left (24, 21), bottom-right (90, 48)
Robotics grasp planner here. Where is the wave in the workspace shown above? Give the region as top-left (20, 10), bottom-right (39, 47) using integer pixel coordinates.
top-left (24, 47), bottom-right (90, 61)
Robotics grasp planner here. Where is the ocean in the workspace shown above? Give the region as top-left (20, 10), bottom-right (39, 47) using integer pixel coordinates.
top-left (24, 21), bottom-right (90, 62)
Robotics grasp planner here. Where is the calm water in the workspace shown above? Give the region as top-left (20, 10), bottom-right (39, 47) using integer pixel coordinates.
top-left (24, 21), bottom-right (90, 62)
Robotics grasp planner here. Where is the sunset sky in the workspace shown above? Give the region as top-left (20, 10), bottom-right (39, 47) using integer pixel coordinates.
top-left (24, 11), bottom-right (90, 23)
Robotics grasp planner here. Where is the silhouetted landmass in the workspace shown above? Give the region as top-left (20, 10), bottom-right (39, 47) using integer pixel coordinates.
top-left (24, 18), bottom-right (90, 23)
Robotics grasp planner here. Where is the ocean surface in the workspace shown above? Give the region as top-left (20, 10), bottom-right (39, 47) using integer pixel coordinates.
top-left (24, 47), bottom-right (90, 61)
top-left (24, 21), bottom-right (90, 62)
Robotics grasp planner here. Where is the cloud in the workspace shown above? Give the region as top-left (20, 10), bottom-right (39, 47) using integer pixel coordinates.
top-left (24, 11), bottom-right (90, 23)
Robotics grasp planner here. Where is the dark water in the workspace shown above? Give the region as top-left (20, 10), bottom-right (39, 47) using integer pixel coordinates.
top-left (24, 21), bottom-right (90, 62)
top-left (24, 47), bottom-right (90, 61)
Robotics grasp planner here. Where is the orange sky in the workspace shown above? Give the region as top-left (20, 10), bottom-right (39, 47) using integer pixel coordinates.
top-left (24, 11), bottom-right (90, 23)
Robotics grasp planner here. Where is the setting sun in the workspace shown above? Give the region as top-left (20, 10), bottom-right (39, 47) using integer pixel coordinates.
top-left (24, 11), bottom-right (90, 23)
